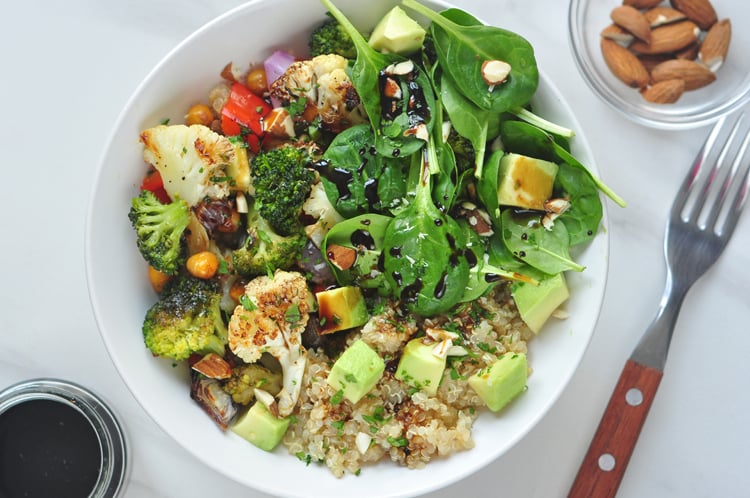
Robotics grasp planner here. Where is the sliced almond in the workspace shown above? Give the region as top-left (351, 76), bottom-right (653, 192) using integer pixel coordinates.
top-left (670, 0), bottom-right (718, 30)
top-left (325, 244), bottom-right (357, 271)
top-left (641, 79), bottom-right (686, 103)
top-left (601, 38), bottom-right (650, 89)
top-left (630, 20), bottom-right (700, 55)
top-left (643, 7), bottom-right (688, 28)
top-left (263, 107), bottom-right (295, 138)
top-left (623, 0), bottom-right (663, 8)
top-left (651, 58), bottom-right (717, 90)
top-left (699, 19), bottom-right (731, 72)
top-left (611, 5), bottom-right (652, 44)
top-left (601, 24), bottom-right (634, 46)
top-left (192, 353), bottom-right (233, 380)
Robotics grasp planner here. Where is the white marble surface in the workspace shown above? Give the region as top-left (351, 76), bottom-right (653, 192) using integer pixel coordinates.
top-left (1, 1), bottom-right (748, 497)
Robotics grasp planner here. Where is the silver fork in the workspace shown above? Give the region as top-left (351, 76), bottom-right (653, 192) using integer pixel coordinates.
top-left (568, 113), bottom-right (750, 498)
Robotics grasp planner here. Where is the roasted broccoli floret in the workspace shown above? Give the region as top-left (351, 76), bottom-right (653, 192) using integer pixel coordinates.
top-left (251, 145), bottom-right (316, 236)
top-left (142, 274), bottom-right (228, 361)
top-left (447, 128), bottom-right (476, 174)
top-left (128, 190), bottom-right (190, 275)
top-left (221, 363), bottom-right (283, 405)
top-left (231, 205), bottom-right (306, 277)
top-left (309, 15), bottom-right (356, 59)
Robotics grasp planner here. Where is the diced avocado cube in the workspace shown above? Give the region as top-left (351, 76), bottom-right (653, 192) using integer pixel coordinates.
top-left (512, 273), bottom-right (569, 333)
top-left (231, 402), bottom-right (290, 451)
top-left (327, 339), bottom-right (385, 404)
top-left (368, 6), bottom-right (426, 55)
top-left (316, 286), bottom-right (369, 334)
top-left (395, 338), bottom-right (446, 396)
top-left (468, 353), bottom-right (528, 412)
top-left (496, 153), bottom-right (558, 210)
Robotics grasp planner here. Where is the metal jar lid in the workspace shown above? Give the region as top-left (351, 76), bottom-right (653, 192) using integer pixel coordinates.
top-left (0, 378), bottom-right (128, 498)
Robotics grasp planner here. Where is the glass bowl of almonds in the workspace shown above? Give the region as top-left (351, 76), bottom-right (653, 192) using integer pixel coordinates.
top-left (569, 0), bottom-right (750, 129)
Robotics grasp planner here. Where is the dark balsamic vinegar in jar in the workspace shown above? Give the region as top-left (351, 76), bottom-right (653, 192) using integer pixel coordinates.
top-left (0, 398), bottom-right (102, 498)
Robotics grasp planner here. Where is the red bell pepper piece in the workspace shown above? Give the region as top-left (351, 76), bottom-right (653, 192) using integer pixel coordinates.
top-left (140, 169), bottom-right (170, 204)
top-left (221, 82), bottom-right (272, 152)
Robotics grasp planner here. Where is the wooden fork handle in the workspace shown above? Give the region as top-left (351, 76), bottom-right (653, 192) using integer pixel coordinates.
top-left (568, 359), bottom-right (664, 498)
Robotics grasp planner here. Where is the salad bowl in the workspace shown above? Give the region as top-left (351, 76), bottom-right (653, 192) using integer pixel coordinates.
top-left (85, 0), bottom-right (610, 496)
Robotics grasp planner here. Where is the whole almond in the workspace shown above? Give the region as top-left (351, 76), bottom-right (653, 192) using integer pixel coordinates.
top-left (641, 79), bottom-right (686, 103)
top-left (651, 58), bottom-right (717, 90)
top-left (611, 5), bottom-right (652, 43)
top-left (670, 0), bottom-right (717, 30)
top-left (630, 20), bottom-right (700, 55)
top-left (638, 53), bottom-right (673, 73)
top-left (624, 0), bottom-right (663, 8)
top-left (644, 7), bottom-right (688, 28)
top-left (699, 19), bottom-right (731, 72)
top-left (601, 24), bottom-right (635, 45)
top-left (601, 38), bottom-right (650, 88)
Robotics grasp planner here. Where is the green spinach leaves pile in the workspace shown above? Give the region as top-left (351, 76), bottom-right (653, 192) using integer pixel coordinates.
top-left (318, 0), bottom-right (624, 318)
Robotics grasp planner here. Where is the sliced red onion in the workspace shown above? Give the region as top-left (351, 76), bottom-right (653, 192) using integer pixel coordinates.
top-left (264, 50), bottom-right (296, 107)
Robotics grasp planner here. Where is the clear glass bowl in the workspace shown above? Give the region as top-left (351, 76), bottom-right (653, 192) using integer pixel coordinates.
top-left (568, 0), bottom-right (750, 129)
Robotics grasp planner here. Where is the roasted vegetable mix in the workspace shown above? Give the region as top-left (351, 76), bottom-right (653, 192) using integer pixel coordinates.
top-left (128, 0), bottom-right (622, 475)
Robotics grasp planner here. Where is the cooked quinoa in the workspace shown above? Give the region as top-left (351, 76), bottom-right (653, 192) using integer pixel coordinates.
top-left (283, 284), bottom-right (533, 477)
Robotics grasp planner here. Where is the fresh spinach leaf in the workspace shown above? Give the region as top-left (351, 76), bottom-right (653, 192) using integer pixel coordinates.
top-left (501, 209), bottom-right (584, 274)
top-left (382, 138), bottom-right (470, 316)
top-left (458, 220), bottom-right (538, 302)
top-left (322, 213), bottom-right (393, 293)
top-left (440, 71), bottom-right (501, 178)
top-left (402, 0), bottom-right (538, 114)
top-left (500, 120), bottom-right (626, 207)
top-left (554, 162), bottom-right (603, 246)
top-left (475, 149), bottom-right (504, 224)
top-left (320, 124), bottom-right (408, 218)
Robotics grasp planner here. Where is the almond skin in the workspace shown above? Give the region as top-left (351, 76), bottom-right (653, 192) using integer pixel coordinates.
top-left (699, 19), bottom-right (731, 72)
top-left (601, 24), bottom-right (634, 45)
top-left (601, 38), bottom-right (650, 89)
top-left (641, 79), bottom-right (686, 103)
top-left (651, 58), bottom-right (717, 90)
top-left (675, 42), bottom-right (700, 61)
top-left (611, 5), bottom-right (652, 43)
top-left (624, 0), bottom-right (663, 8)
top-left (643, 7), bottom-right (688, 28)
top-left (670, 0), bottom-right (718, 30)
top-left (630, 20), bottom-right (699, 55)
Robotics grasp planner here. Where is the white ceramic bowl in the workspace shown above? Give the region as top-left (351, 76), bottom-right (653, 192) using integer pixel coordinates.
top-left (85, 1), bottom-right (609, 496)
top-left (569, 0), bottom-right (750, 130)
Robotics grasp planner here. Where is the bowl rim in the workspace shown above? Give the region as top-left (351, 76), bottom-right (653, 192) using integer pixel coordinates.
top-left (84, 0), bottom-right (610, 496)
top-left (567, 0), bottom-right (750, 130)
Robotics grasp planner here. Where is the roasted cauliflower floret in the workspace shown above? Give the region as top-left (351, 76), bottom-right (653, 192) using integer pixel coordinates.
top-left (302, 181), bottom-right (345, 247)
top-left (140, 124), bottom-right (248, 206)
top-left (269, 54), bottom-right (366, 133)
top-left (227, 270), bottom-right (312, 416)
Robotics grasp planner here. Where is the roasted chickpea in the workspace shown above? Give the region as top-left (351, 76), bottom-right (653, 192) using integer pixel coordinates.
top-left (246, 67), bottom-right (268, 96)
top-left (185, 103), bottom-right (214, 126)
top-left (186, 251), bottom-right (220, 279)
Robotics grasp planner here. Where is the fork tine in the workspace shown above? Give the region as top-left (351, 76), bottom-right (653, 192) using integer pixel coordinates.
top-left (703, 114), bottom-right (750, 232)
top-left (715, 126), bottom-right (750, 238)
top-left (671, 115), bottom-right (727, 221)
